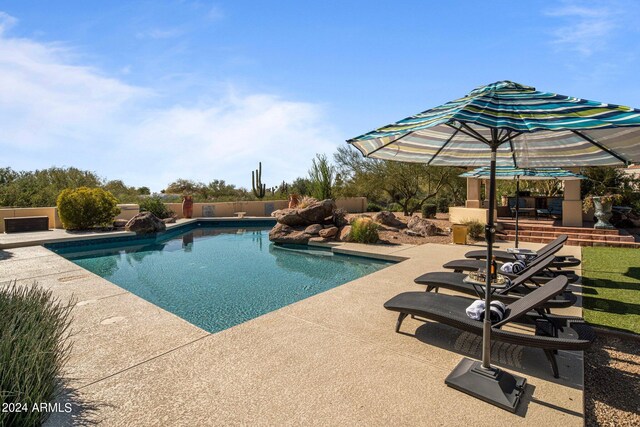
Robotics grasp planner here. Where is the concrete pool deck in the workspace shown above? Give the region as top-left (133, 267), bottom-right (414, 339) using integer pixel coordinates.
top-left (0, 229), bottom-right (585, 425)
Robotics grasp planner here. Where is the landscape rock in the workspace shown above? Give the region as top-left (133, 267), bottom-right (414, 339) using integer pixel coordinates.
top-left (268, 223), bottom-right (311, 244)
top-left (272, 199), bottom-right (337, 227)
top-left (406, 215), bottom-right (439, 237)
top-left (332, 209), bottom-right (349, 228)
top-left (304, 224), bottom-right (323, 235)
top-left (338, 225), bottom-right (353, 242)
top-left (162, 217), bottom-right (176, 224)
top-left (376, 224), bottom-right (399, 232)
top-left (319, 226), bottom-right (338, 238)
top-left (125, 212), bottom-right (166, 234)
top-left (373, 211), bottom-right (406, 229)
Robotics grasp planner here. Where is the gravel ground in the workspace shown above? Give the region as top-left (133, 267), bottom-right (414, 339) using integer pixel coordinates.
top-left (584, 333), bottom-right (640, 426)
top-left (359, 212), bottom-right (456, 245)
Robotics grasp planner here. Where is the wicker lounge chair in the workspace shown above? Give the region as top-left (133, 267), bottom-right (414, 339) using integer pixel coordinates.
top-left (463, 235), bottom-right (580, 269)
top-left (441, 243), bottom-right (580, 284)
top-left (414, 253), bottom-right (577, 309)
top-left (384, 276), bottom-right (594, 377)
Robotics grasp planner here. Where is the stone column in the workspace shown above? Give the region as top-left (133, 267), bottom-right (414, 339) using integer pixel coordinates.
top-left (465, 178), bottom-right (482, 208)
top-left (563, 178), bottom-right (583, 227)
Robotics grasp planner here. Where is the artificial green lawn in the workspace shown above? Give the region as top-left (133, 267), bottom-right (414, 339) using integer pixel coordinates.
top-left (581, 247), bottom-right (640, 334)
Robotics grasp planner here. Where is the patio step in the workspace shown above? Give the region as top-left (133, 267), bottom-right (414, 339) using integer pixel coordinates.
top-left (496, 219), bottom-right (639, 247)
top-left (498, 233), bottom-right (640, 248)
top-left (501, 229), bottom-right (636, 243)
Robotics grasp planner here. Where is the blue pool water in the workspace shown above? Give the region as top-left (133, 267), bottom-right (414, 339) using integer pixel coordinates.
top-left (48, 224), bottom-right (392, 333)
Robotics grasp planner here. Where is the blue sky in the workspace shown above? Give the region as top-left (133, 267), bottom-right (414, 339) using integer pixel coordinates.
top-left (1, 0), bottom-right (639, 191)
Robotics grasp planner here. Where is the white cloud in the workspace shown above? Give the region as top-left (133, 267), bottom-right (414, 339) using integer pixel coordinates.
top-left (545, 2), bottom-right (618, 56)
top-left (0, 12), bottom-right (339, 191)
top-left (0, 11), bottom-right (17, 34)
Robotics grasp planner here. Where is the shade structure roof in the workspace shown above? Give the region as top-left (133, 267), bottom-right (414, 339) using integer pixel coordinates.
top-left (348, 81), bottom-right (640, 167)
top-left (459, 167), bottom-right (586, 181)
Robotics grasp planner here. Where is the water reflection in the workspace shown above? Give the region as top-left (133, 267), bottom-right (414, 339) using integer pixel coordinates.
top-left (267, 243), bottom-right (390, 280)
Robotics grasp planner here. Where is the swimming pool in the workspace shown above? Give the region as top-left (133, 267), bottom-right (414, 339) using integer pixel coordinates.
top-left (47, 223), bottom-right (392, 333)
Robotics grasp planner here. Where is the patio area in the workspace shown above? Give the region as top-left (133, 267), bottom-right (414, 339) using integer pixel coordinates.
top-left (0, 234), bottom-right (585, 425)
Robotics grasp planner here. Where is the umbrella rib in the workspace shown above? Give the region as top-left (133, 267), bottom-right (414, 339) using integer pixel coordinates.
top-left (458, 122), bottom-right (491, 144)
top-left (571, 130), bottom-right (630, 165)
top-left (428, 124), bottom-right (462, 165)
top-left (508, 137), bottom-right (518, 168)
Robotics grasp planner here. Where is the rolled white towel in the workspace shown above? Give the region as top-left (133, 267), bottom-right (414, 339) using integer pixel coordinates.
top-left (500, 262), bottom-right (514, 274)
top-left (465, 300), bottom-right (485, 321)
top-left (466, 300), bottom-right (508, 323)
top-left (512, 260), bottom-right (527, 274)
top-left (482, 301), bottom-right (507, 323)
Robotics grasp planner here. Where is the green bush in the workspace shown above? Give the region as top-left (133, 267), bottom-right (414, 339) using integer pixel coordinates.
top-left (421, 204), bottom-right (437, 218)
top-left (387, 202), bottom-right (402, 213)
top-left (351, 217), bottom-right (379, 244)
top-left (57, 187), bottom-right (120, 230)
top-left (462, 220), bottom-right (484, 240)
top-left (366, 202), bottom-right (383, 212)
top-left (139, 196), bottom-right (173, 219)
top-left (0, 282), bottom-right (73, 427)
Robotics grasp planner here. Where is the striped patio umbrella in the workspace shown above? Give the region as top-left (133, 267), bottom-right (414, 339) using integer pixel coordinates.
top-left (460, 167), bottom-right (586, 247)
top-left (347, 81), bottom-right (640, 412)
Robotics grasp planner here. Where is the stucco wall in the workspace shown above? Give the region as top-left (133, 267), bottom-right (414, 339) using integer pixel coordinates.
top-left (449, 206), bottom-right (489, 225)
top-left (1, 198), bottom-right (369, 231)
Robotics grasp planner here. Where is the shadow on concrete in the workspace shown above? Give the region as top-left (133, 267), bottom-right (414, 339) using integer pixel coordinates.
top-left (0, 249), bottom-right (14, 261)
top-left (44, 382), bottom-right (109, 426)
top-left (404, 320), bottom-right (585, 390)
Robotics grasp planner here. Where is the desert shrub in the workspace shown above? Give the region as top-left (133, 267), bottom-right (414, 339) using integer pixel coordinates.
top-left (387, 202), bottom-right (402, 213)
top-left (351, 217), bottom-right (379, 244)
top-left (57, 187), bottom-right (120, 230)
top-left (462, 220), bottom-right (484, 240)
top-left (0, 282), bottom-right (73, 427)
top-left (297, 196), bottom-right (318, 209)
top-left (421, 204), bottom-right (437, 219)
top-left (139, 196), bottom-right (173, 219)
top-left (366, 202), bottom-right (383, 212)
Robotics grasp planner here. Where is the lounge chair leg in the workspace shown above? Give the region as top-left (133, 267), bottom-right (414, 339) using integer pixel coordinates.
top-left (395, 312), bottom-right (409, 333)
top-left (544, 349), bottom-right (560, 378)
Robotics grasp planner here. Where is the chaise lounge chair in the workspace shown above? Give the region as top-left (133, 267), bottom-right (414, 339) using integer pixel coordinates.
top-left (414, 253), bottom-right (577, 309)
top-left (441, 243), bottom-right (580, 284)
top-left (384, 276), bottom-right (594, 377)
top-left (463, 235), bottom-right (580, 269)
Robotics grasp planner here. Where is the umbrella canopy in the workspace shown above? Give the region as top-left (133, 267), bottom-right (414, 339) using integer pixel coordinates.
top-left (347, 80), bottom-right (640, 412)
top-left (459, 166), bottom-right (586, 180)
top-left (459, 167), bottom-right (586, 247)
top-left (349, 81), bottom-right (640, 168)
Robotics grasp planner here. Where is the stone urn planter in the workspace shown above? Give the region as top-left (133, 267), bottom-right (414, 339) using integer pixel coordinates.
top-left (182, 195), bottom-right (194, 219)
top-left (592, 196), bottom-right (615, 229)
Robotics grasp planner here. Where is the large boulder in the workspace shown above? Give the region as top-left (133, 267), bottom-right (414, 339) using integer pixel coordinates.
top-left (406, 215), bottom-right (439, 237)
top-left (304, 224), bottom-right (323, 235)
top-left (338, 225), bottom-right (353, 242)
top-left (373, 211), bottom-right (406, 229)
top-left (125, 212), bottom-right (166, 234)
top-left (319, 226), bottom-right (338, 238)
top-left (268, 223), bottom-right (311, 244)
top-left (272, 199), bottom-right (337, 227)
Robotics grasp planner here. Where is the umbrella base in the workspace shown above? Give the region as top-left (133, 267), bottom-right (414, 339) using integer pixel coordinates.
top-left (445, 357), bottom-right (526, 413)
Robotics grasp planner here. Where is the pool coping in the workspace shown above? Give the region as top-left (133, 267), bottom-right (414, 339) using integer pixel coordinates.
top-left (0, 216), bottom-right (276, 249)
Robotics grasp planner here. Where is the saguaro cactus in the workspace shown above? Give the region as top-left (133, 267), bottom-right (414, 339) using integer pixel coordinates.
top-left (252, 162), bottom-right (266, 199)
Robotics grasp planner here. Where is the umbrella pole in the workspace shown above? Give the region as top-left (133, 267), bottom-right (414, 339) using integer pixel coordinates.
top-left (445, 139), bottom-right (526, 413)
top-left (481, 143), bottom-right (497, 369)
top-left (515, 178), bottom-right (520, 248)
